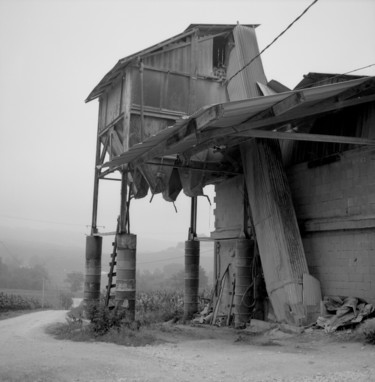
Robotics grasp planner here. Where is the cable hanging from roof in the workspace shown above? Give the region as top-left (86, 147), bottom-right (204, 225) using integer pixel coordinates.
top-left (225, 0), bottom-right (319, 85)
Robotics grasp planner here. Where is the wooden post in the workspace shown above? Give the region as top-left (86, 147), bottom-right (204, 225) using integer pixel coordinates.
top-left (90, 99), bottom-right (104, 235)
top-left (139, 60), bottom-right (145, 142)
top-left (184, 197), bottom-right (200, 321)
top-left (122, 68), bottom-right (133, 153)
top-left (188, 32), bottom-right (198, 114)
top-left (119, 171), bottom-right (128, 234)
top-left (241, 139), bottom-right (309, 325)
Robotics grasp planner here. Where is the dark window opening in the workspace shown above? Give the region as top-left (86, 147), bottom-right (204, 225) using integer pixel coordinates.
top-left (213, 36), bottom-right (227, 80)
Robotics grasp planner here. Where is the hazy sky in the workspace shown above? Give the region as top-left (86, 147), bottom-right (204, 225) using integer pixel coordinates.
top-left (0, 0), bottom-right (374, 251)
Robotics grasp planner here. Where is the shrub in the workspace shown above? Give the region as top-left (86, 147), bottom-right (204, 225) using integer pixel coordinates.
top-left (86, 301), bottom-right (128, 336)
top-left (361, 318), bottom-right (375, 345)
top-left (60, 292), bottom-right (73, 310)
top-left (136, 290), bottom-right (184, 325)
top-left (0, 292), bottom-right (44, 312)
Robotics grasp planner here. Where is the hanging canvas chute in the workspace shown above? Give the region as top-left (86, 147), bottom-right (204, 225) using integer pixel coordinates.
top-left (162, 167), bottom-right (183, 202)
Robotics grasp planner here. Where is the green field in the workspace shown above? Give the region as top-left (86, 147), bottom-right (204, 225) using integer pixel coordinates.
top-left (0, 288), bottom-right (70, 311)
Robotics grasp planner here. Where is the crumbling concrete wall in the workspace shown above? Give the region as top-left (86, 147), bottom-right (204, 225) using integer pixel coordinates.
top-left (212, 176), bottom-right (244, 320)
top-left (287, 146), bottom-right (375, 305)
top-left (212, 175), bottom-right (244, 239)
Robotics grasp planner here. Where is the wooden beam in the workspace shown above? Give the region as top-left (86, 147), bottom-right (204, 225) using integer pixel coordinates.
top-left (146, 157), bottom-right (240, 175)
top-left (199, 93), bottom-right (375, 140)
top-left (90, 101), bottom-right (103, 235)
top-left (230, 129), bottom-right (375, 146)
top-left (122, 68), bottom-right (132, 153)
top-left (98, 113), bottom-right (124, 137)
top-left (332, 77), bottom-right (375, 102)
top-left (188, 32), bottom-right (198, 114)
top-left (98, 166), bottom-right (117, 179)
top-left (246, 92), bottom-right (305, 122)
top-left (99, 134), bottom-right (110, 165)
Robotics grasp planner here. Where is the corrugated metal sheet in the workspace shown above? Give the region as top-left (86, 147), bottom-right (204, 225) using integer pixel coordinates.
top-left (101, 77), bottom-right (374, 169)
top-left (197, 38), bottom-right (213, 76)
top-left (86, 28), bottom-right (197, 102)
top-left (143, 44), bottom-right (191, 74)
top-left (226, 25), bottom-right (267, 101)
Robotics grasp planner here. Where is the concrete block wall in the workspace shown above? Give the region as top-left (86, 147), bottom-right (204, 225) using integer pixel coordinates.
top-left (287, 147), bottom-right (375, 304)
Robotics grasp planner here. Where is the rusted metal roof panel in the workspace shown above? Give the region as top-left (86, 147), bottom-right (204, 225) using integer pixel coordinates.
top-left (102, 76), bottom-right (374, 170)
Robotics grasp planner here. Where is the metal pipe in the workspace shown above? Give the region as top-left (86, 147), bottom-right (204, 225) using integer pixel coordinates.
top-left (188, 196), bottom-right (197, 240)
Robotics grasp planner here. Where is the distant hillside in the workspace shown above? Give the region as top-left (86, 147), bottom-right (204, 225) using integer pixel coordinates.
top-left (0, 224), bottom-right (214, 289)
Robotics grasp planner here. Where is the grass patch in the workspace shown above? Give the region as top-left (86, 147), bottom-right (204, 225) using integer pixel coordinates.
top-left (47, 290), bottom-right (211, 347)
top-left (46, 321), bottom-right (157, 347)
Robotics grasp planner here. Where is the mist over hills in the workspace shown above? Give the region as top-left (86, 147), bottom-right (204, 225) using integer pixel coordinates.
top-left (0, 224), bottom-right (214, 289)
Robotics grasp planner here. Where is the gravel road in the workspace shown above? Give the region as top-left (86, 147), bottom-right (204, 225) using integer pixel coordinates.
top-left (0, 310), bottom-right (374, 382)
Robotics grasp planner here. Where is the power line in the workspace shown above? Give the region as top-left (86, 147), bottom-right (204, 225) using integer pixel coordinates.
top-left (138, 255), bottom-right (184, 265)
top-left (0, 214), bottom-right (88, 228)
top-left (298, 63), bottom-right (375, 89)
top-left (226, 0), bottom-right (319, 85)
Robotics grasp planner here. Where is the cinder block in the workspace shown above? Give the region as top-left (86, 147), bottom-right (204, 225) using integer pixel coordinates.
top-left (348, 273), bottom-right (364, 282)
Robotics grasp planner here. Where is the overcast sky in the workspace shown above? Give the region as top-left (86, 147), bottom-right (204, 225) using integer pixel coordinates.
top-left (0, 0), bottom-right (374, 251)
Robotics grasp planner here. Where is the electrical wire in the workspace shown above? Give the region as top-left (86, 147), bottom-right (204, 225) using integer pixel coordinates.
top-left (0, 214), bottom-right (89, 228)
top-left (138, 255), bottom-right (184, 264)
top-left (298, 63), bottom-right (375, 90)
top-left (226, 0), bottom-right (319, 85)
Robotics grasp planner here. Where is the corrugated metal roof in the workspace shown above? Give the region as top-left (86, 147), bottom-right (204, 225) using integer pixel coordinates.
top-left (86, 24), bottom-right (261, 103)
top-left (226, 25), bottom-right (267, 100)
top-left (101, 76), bottom-right (375, 170)
top-left (86, 28), bottom-right (197, 102)
top-left (185, 24), bottom-right (259, 34)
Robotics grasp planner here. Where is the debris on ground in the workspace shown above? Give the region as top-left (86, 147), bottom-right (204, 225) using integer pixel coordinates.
top-left (316, 296), bottom-right (374, 333)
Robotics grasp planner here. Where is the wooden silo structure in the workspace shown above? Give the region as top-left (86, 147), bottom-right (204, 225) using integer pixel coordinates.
top-left (84, 23), bottom-right (265, 319)
top-left (84, 24), bottom-right (375, 327)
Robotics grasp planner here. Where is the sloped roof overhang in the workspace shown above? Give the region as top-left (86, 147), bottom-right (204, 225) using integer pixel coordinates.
top-left (101, 76), bottom-right (375, 172)
top-left (86, 23), bottom-right (260, 103)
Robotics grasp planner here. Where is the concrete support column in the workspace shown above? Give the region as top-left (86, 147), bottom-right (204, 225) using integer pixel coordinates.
top-left (184, 239), bottom-right (200, 320)
top-left (84, 235), bottom-right (102, 303)
top-left (115, 233), bottom-right (137, 321)
top-left (234, 239), bottom-right (254, 328)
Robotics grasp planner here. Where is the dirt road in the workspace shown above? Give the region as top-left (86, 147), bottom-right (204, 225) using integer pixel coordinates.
top-left (0, 310), bottom-right (374, 382)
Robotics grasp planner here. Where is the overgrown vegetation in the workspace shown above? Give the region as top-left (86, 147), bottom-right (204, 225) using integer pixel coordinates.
top-left (137, 290), bottom-right (184, 325)
top-left (361, 318), bottom-right (375, 345)
top-left (0, 257), bottom-right (49, 290)
top-left (0, 291), bottom-right (46, 312)
top-left (49, 289), bottom-right (210, 346)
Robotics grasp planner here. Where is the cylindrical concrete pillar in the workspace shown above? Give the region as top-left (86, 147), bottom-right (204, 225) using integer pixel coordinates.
top-left (184, 239), bottom-right (200, 320)
top-left (115, 233), bottom-right (136, 321)
top-left (234, 239), bottom-right (254, 328)
top-left (84, 235), bottom-right (102, 303)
